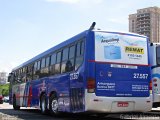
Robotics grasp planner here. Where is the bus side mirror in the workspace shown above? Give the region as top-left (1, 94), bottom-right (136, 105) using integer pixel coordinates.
top-left (8, 73), bottom-right (12, 82)
top-left (8, 76), bottom-right (10, 82)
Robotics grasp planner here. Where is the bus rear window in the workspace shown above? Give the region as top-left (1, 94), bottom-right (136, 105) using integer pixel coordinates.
top-left (156, 46), bottom-right (160, 65)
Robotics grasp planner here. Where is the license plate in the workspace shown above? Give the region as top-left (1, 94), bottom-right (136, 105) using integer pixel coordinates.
top-left (117, 102), bottom-right (128, 107)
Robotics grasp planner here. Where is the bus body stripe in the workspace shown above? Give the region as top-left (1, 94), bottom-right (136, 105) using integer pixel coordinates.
top-left (88, 60), bottom-right (150, 67)
top-left (28, 86), bottom-right (32, 107)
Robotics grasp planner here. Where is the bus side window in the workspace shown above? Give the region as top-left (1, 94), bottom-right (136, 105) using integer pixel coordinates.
top-left (61, 47), bottom-right (69, 73)
top-left (40, 58), bottom-right (46, 78)
top-left (75, 40), bottom-right (84, 70)
top-left (45, 56), bottom-right (50, 75)
top-left (33, 62), bottom-right (37, 80)
top-left (13, 70), bottom-right (21, 83)
top-left (26, 64), bottom-right (33, 81)
top-left (40, 56), bottom-right (50, 78)
top-left (157, 46), bottom-right (160, 65)
top-left (17, 69), bottom-right (22, 83)
top-left (41, 58), bottom-right (46, 69)
top-left (21, 67), bottom-right (26, 83)
top-left (13, 72), bottom-right (17, 84)
top-left (66, 45), bottom-right (75, 72)
top-left (34, 60), bottom-right (41, 79)
top-left (50, 53), bottom-right (56, 75)
top-left (55, 51), bottom-right (62, 74)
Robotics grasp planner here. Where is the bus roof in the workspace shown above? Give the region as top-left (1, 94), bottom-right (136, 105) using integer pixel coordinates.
top-left (93, 29), bottom-right (148, 38)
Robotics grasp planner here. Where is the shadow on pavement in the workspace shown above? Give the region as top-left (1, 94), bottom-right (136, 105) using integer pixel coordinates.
top-left (0, 109), bottom-right (114, 120)
top-left (2, 108), bottom-right (159, 120)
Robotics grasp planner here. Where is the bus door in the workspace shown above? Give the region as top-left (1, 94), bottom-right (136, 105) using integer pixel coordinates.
top-left (19, 83), bottom-right (26, 106)
top-left (12, 77), bottom-right (26, 107)
top-left (69, 41), bottom-right (84, 112)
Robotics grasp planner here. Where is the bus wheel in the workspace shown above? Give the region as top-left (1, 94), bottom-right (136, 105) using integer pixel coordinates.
top-left (40, 94), bottom-right (48, 114)
top-left (49, 94), bottom-right (59, 115)
top-left (13, 95), bottom-right (20, 110)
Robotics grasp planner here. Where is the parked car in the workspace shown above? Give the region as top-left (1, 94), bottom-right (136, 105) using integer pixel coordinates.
top-left (3, 96), bottom-right (9, 103)
top-left (0, 95), bottom-right (3, 104)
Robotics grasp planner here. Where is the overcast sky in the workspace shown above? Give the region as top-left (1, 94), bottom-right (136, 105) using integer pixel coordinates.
top-left (0, 0), bottom-right (159, 73)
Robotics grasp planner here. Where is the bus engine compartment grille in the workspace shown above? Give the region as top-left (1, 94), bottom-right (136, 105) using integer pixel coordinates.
top-left (70, 88), bottom-right (84, 112)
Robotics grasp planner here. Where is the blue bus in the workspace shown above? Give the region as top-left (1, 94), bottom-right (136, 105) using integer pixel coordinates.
top-left (8, 23), bottom-right (152, 115)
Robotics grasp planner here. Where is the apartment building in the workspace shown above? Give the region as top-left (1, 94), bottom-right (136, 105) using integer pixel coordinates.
top-left (0, 72), bottom-right (7, 84)
top-left (129, 7), bottom-right (160, 43)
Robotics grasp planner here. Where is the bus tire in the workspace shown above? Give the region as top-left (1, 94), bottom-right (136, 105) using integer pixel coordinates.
top-left (40, 94), bottom-right (48, 114)
top-left (49, 94), bottom-right (59, 115)
top-left (13, 95), bottom-right (20, 110)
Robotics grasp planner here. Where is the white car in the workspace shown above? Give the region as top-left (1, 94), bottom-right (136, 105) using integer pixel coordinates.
top-left (3, 96), bottom-right (9, 103)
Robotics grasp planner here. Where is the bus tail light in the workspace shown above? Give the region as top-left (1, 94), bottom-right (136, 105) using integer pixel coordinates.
top-left (153, 79), bottom-right (157, 87)
top-left (87, 78), bottom-right (95, 93)
top-left (154, 84), bottom-right (157, 87)
top-left (153, 78), bottom-right (157, 82)
top-left (149, 80), bottom-right (152, 94)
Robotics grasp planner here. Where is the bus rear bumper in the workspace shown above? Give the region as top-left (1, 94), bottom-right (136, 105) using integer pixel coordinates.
top-left (153, 94), bottom-right (160, 107)
top-left (153, 94), bottom-right (160, 103)
top-left (85, 92), bottom-right (152, 113)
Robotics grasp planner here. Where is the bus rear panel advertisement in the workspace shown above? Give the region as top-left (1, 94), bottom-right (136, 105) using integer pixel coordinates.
top-left (94, 32), bottom-right (150, 97)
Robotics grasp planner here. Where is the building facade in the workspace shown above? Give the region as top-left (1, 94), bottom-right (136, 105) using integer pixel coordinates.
top-left (129, 7), bottom-right (160, 43)
top-left (0, 72), bottom-right (7, 84)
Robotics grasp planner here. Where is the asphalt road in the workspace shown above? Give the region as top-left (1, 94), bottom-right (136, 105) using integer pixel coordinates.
top-left (1, 103), bottom-right (160, 120)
